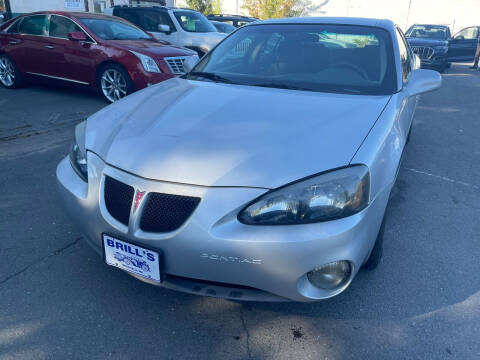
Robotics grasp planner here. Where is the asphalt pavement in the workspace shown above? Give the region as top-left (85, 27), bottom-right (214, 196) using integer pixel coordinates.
top-left (1, 66), bottom-right (479, 360)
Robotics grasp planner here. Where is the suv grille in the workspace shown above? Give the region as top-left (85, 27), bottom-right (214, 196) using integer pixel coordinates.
top-left (411, 46), bottom-right (434, 60)
top-left (140, 192), bottom-right (201, 233)
top-left (165, 57), bottom-right (186, 74)
top-left (104, 176), bottom-right (134, 226)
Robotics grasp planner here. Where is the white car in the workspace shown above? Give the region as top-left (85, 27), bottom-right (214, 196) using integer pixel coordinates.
top-left (57, 17), bottom-right (441, 302)
top-left (105, 6), bottom-right (226, 57)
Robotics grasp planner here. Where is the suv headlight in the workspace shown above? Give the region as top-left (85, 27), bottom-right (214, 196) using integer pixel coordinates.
top-left (130, 51), bottom-right (161, 73)
top-left (238, 165), bottom-right (370, 225)
top-left (69, 121), bottom-right (88, 182)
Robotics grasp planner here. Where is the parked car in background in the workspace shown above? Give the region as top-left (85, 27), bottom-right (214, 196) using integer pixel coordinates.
top-left (0, 11), bottom-right (198, 102)
top-left (405, 24), bottom-right (451, 72)
top-left (57, 17), bottom-right (441, 302)
top-left (207, 14), bottom-right (257, 28)
top-left (210, 20), bottom-right (236, 34)
top-left (448, 26), bottom-right (480, 63)
top-left (105, 6), bottom-right (225, 57)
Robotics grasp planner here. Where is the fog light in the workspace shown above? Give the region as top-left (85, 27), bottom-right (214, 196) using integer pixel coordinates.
top-left (307, 261), bottom-right (352, 290)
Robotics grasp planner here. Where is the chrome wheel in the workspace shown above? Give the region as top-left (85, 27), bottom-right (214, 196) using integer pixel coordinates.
top-left (0, 57), bottom-right (16, 87)
top-left (101, 68), bottom-right (128, 102)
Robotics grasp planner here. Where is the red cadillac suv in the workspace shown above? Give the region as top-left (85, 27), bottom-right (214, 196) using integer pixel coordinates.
top-left (0, 11), bottom-right (198, 102)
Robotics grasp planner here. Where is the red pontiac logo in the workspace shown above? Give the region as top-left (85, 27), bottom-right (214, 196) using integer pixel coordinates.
top-left (133, 190), bottom-right (146, 212)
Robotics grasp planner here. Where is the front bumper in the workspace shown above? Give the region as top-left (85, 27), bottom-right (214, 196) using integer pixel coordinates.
top-left (56, 152), bottom-right (390, 302)
top-left (128, 68), bottom-right (176, 92)
top-left (420, 53), bottom-right (448, 67)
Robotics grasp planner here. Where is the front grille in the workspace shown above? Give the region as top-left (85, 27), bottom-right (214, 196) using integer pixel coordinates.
top-left (104, 176), bottom-right (134, 226)
top-left (411, 46), bottom-right (434, 60)
top-left (140, 192), bottom-right (200, 233)
top-left (164, 57), bottom-right (186, 74)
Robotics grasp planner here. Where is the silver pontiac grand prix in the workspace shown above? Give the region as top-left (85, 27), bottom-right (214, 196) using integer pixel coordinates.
top-left (57, 17), bottom-right (441, 302)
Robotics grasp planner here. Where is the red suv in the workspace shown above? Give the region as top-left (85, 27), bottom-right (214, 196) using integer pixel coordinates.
top-left (0, 11), bottom-right (198, 102)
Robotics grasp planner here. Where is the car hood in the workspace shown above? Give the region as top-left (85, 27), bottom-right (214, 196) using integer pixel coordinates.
top-left (151, 31), bottom-right (225, 50)
top-left (107, 39), bottom-right (195, 58)
top-left (407, 38), bottom-right (448, 47)
top-left (86, 78), bottom-right (391, 189)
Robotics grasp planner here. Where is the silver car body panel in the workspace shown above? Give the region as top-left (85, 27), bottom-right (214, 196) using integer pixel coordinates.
top-left (56, 17), bottom-right (431, 301)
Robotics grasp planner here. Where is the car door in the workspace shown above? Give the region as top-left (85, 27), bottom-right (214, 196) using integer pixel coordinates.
top-left (47, 15), bottom-right (96, 85)
top-left (448, 26), bottom-right (479, 62)
top-left (0, 17), bottom-right (29, 72)
top-left (8, 14), bottom-right (50, 75)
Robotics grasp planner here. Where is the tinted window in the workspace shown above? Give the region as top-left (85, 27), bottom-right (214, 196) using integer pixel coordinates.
top-left (455, 27), bottom-right (478, 40)
top-left (50, 15), bottom-right (83, 39)
top-left (189, 24), bottom-right (397, 96)
top-left (396, 27), bottom-right (412, 83)
top-left (18, 15), bottom-right (48, 36)
top-left (6, 18), bottom-right (23, 33)
top-left (79, 18), bottom-right (150, 40)
top-left (140, 9), bottom-right (176, 33)
top-left (173, 10), bottom-right (216, 33)
top-left (406, 25), bottom-right (449, 40)
top-left (114, 9), bottom-right (142, 27)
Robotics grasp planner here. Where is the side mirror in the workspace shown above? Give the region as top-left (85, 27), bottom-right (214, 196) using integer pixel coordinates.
top-left (158, 24), bottom-right (171, 34)
top-left (183, 55), bottom-right (200, 73)
top-left (68, 31), bottom-right (87, 41)
top-left (405, 69), bottom-right (442, 97)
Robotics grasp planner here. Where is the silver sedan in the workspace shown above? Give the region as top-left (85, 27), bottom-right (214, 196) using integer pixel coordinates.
top-left (57, 17), bottom-right (441, 302)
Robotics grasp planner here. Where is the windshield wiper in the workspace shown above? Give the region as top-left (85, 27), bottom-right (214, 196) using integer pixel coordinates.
top-left (188, 71), bottom-right (234, 84)
top-left (250, 83), bottom-right (314, 91)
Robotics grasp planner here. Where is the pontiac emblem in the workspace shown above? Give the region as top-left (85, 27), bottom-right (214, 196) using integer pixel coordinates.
top-left (133, 190), bottom-right (146, 212)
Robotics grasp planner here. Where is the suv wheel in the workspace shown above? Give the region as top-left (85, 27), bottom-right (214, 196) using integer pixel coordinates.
top-left (98, 64), bottom-right (133, 103)
top-left (0, 55), bottom-right (23, 88)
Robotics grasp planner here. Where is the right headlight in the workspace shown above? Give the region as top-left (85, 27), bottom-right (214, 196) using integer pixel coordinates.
top-left (238, 165), bottom-right (370, 225)
top-left (69, 121), bottom-right (88, 182)
top-left (130, 51), bottom-right (161, 73)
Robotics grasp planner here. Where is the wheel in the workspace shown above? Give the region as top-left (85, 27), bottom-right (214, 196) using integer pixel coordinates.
top-left (97, 64), bottom-right (133, 103)
top-left (0, 55), bottom-right (23, 88)
top-left (363, 213), bottom-right (386, 270)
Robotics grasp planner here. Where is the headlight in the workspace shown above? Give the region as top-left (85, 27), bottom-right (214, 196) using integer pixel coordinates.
top-left (238, 165), bottom-right (370, 225)
top-left (130, 51), bottom-right (161, 73)
top-left (69, 121), bottom-right (88, 182)
top-left (434, 46), bottom-right (448, 54)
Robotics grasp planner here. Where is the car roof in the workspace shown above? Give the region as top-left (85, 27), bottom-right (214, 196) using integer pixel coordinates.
top-left (16, 11), bottom-right (119, 20)
top-left (252, 17), bottom-right (396, 31)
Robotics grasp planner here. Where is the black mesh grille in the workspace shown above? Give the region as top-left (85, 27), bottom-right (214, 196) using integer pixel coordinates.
top-left (104, 176), bottom-right (134, 226)
top-left (140, 193), bottom-right (200, 233)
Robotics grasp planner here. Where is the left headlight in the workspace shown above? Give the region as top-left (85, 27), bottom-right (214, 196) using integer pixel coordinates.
top-left (69, 121), bottom-right (88, 182)
top-left (238, 165), bottom-right (370, 225)
top-left (130, 51), bottom-right (161, 73)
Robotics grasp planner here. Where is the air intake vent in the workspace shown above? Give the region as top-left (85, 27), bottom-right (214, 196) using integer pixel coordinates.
top-left (140, 193), bottom-right (200, 233)
top-left (164, 56), bottom-right (186, 74)
top-left (104, 176), bottom-right (134, 226)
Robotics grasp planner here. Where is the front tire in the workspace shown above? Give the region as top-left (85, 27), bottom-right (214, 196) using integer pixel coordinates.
top-left (363, 213), bottom-right (386, 270)
top-left (97, 64), bottom-right (133, 103)
top-left (0, 55), bottom-right (23, 88)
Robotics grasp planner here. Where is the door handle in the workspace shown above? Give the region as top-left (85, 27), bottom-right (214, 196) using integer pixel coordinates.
top-left (44, 45), bottom-right (55, 49)
top-left (8, 40), bottom-right (19, 45)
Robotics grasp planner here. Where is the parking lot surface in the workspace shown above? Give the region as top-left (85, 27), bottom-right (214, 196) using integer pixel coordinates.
top-left (1, 66), bottom-right (479, 359)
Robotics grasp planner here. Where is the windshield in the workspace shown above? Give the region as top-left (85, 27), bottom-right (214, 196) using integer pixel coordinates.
top-left (173, 10), bottom-right (217, 33)
top-left (79, 18), bottom-right (150, 40)
top-left (187, 24), bottom-right (396, 95)
top-left (406, 25), bottom-right (448, 39)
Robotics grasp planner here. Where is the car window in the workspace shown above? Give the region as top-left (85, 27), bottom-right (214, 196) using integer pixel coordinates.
top-left (406, 25), bottom-right (449, 40)
top-left (114, 9), bottom-right (142, 28)
top-left (396, 27), bottom-right (412, 83)
top-left (18, 15), bottom-right (48, 36)
top-left (78, 17), bottom-right (150, 40)
top-left (454, 27), bottom-right (478, 40)
top-left (173, 10), bottom-right (217, 33)
top-left (190, 24), bottom-right (397, 96)
top-left (6, 18), bottom-right (23, 33)
top-left (49, 15), bottom-right (83, 39)
top-left (140, 10), bottom-right (176, 33)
